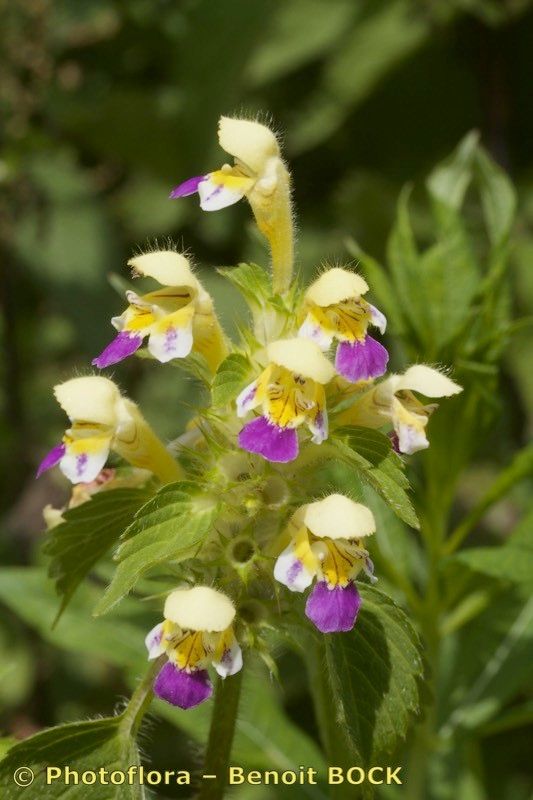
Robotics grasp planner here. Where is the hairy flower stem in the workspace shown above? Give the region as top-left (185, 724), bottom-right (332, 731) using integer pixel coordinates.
top-left (120, 656), bottom-right (165, 738)
top-left (198, 668), bottom-right (244, 800)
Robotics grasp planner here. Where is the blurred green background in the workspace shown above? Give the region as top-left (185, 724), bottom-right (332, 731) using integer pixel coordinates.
top-left (1, 0), bottom-right (532, 797)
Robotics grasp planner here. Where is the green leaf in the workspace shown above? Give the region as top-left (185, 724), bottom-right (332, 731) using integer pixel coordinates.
top-left (450, 507), bottom-right (533, 587)
top-left (474, 146), bottom-right (516, 249)
top-left (362, 487), bottom-right (424, 587)
top-left (43, 487), bottom-right (154, 623)
top-left (95, 482), bottom-right (219, 615)
top-left (0, 617), bottom-right (34, 710)
top-left (217, 263), bottom-right (272, 308)
top-left (361, 467), bottom-right (418, 528)
top-left (413, 235), bottom-right (480, 350)
top-left (0, 568), bottom-right (148, 670)
top-left (439, 584), bottom-right (533, 733)
top-left (427, 131), bottom-right (516, 250)
top-left (386, 132), bottom-right (516, 358)
top-left (387, 192), bottom-right (480, 353)
top-left (386, 185), bottom-right (428, 343)
top-left (289, 0), bottom-right (430, 152)
top-left (247, 0), bottom-right (355, 86)
top-left (480, 699), bottom-right (533, 736)
top-left (323, 585), bottom-right (424, 766)
top-left (336, 426), bottom-right (408, 484)
top-left (333, 427), bottom-right (419, 529)
top-left (445, 444), bottom-right (533, 553)
top-left (0, 739), bottom-right (17, 760)
top-left (426, 131), bottom-right (478, 214)
top-left (14, 150), bottom-right (115, 291)
top-left (344, 237), bottom-right (404, 333)
top-left (0, 717), bottom-right (144, 799)
top-left (211, 353), bottom-right (253, 408)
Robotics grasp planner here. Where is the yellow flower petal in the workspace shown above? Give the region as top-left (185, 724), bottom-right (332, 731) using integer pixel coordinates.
top-left (317, 539), bottom-right (367, 586)
top-left (128, 251), bottom-right (199, 290)
top-left (302, 494), bottom-right (376, 540)
top-left (395, 365), bottom-right (462, 398)
top-left (267, 338), bottom-right (335, 384)
top-left (218, 116), bottom-right (280, 173)
top-left (171, 630), bottom-right (210, 671)
top-left (265, 365), bottom-right (317, 428)
top-left (291, 524), bottom-right (320, 574)
top-left (54, 377), bottom-right (121, 427)
top-left (164, 586), bottom-right (236, 632)
top-left (209, 169), bottom-right (255, 193)
top-left (305, 268), bottom-right (369, 307)
top-left (305, 298), bottom-right (370, 342)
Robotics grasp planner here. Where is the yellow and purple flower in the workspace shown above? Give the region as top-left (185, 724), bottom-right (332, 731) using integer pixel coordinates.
top-left (337, 364), bottom-right (463, 454)
top-left (274, 494), bottom-right (376, 633)
top-left (37, 376), bottom-right (182, 484)
top-left (146, 586), bottom-right (242, 709)
top-left (299, 267), bottom-right (388, 382)
top-left (170, 116), bottom-right (293, 294)
top-left (93, 251), bottom-right (227, 372)
top-left (236, 338), bottom-right (335, 463)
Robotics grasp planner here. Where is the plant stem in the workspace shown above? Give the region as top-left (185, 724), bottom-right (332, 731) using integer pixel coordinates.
top-left (120, 656), bottom-right (165, 738)
top-left (198, 668), bottom-right (244, 800)
top-left (406, 498), bottom-right (447, 800)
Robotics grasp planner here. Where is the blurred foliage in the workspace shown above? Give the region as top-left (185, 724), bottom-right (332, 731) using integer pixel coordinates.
top-left (1, 0), bottom-right (533, 798)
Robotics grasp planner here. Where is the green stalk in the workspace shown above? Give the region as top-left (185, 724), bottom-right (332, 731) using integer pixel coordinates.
top-left (120, 656), bottom-right (165, 738)
top-left (198, 668), bottom-right (244, 800)
top-left (406, 482), bottom-right (449, 800)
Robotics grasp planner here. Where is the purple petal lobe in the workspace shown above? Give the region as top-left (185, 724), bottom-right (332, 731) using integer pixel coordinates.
top-left (335, 336), bottom-right (389, 382)
top-left (154, 662), bottom-right (212, 709)
top-left (238, 416), bottom-right (298, 463)
top-left (92, 332), bottom-right (143, 369)
top-left (36, 443), bottom-right (66, 478)
top-left (169, 175), bottom-right (206, 199)
top-left (305, 581), bottom-right (362, 633)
